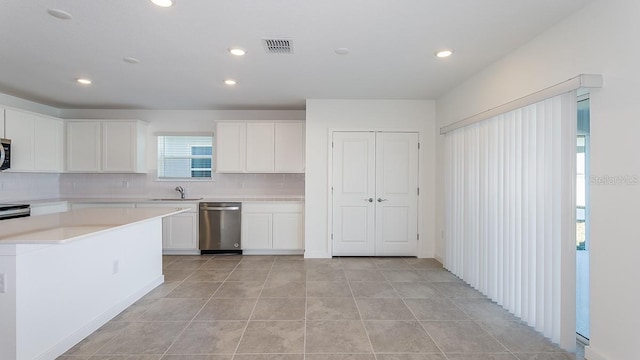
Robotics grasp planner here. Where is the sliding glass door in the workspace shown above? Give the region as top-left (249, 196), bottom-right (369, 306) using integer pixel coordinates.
top-left (576, 96), bottom-right (590, 340)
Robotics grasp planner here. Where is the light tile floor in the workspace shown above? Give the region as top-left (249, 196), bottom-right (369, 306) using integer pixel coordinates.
top-left (58, 255), bottom-right (584, 360)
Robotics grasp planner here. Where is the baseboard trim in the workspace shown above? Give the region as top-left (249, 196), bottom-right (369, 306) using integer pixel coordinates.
top-left (585, 346), bottom-right (609, 360)
top-left (304, 251), bottom-right (331, 259)
top-left (163, 249), bottom-right (201, 255)
top-left (242, 249), bottom-right (304, 255)
top-left (38, 275), bottom-right (164, 360)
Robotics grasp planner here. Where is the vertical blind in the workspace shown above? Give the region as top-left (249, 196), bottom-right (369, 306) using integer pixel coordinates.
top-left (444, 92), bottom-right (577, 350)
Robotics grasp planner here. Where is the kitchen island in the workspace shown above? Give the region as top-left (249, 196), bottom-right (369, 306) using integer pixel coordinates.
top-left (0, 207), bottom-right (188, 360)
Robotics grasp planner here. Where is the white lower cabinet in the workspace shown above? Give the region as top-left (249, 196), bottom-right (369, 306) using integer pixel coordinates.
top-left (136, 202), bottom-right (199, 255)
top-left (242, 213), bottom-right (272, 249)
top-left (242, 201), bottom-right (304, 253)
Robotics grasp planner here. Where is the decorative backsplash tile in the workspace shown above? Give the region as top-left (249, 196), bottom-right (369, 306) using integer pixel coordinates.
top-left (0, 172), bottom-right (61, 202)
top-left (0, 171), bottom-right (304, 202)
top-left (59, 172), bottom-right (305, 199)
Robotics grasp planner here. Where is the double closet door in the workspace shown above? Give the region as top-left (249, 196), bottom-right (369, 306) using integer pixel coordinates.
top-left (332, 131), bottom-right (419, 256)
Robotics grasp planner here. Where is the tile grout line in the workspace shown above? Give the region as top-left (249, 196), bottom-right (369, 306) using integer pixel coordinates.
top-left (443, 289), bottom-right (522, 359)
top-left (159, 255), bottom-right (242, 358)
top-left (85, 256), bottom-right (213, 358)
top-left (346, 256), bottom-right (379, 359)
top-left (392, 259), bottom-right (450, 360)
top-left (230, 257), bottom-right (276, 358)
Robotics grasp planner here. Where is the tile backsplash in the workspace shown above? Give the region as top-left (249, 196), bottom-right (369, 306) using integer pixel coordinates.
top-left (0, 172), bottom-right (304, 202)
top-left (0, 172), bottom-right (61, 202)
top-left (60, 172), bottom-right (305, 199)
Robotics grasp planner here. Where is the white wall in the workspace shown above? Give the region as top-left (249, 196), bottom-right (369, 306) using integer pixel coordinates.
top-left (435, 1), bottom-right (639, 359)
top-left (305, 99), bottom-right (436, 258)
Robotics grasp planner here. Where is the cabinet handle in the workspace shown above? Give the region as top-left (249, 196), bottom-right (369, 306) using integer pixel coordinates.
top-left (364, 198), bottom-right (373, 203)
top-left (377, 198), bottom-right (388, 202)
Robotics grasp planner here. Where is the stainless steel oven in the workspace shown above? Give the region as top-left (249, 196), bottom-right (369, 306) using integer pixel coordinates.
top-left (0, 204), bottom-right (30, 220)
top-left (0, 138), bottom-right (10, 171)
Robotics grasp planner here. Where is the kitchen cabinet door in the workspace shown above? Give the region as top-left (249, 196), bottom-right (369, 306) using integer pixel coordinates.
top-left (135, 202), bottom-right (199, 254)
top-left (164, 212), bottom-right (198, 250)
top-left (241, 201), bottom-right (304, 252)
top-left (4, 109), bottom-right (63, 172)
top-left (102, 121), bottom-right (146, 173)
top-left (66, 120), bottom-right (146, 173)
top-left (34, 115), bottom-right (64, 172)
top-left (242, 213), bottom-right (273, 249)
top-left (66, 121), bottom-right (101, 172)
top-left (273, 212), bottom-right (303, 249)
top-left (274, 122), bottom-right (305, 173)
top-left (4, 109), bottom-right (34, 171)
top-left (246, 122), bottom-right (275, 172)
top-left (215, 122), bottom-right (245, 172)
top-left (0, 107), bottom-right (5, 138)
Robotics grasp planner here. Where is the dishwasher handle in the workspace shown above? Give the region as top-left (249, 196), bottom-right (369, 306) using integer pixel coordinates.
top-left (201, 206), bottom-right (240, 211)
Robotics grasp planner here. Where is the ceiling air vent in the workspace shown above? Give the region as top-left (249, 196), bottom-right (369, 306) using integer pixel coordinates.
top-left (262, 38), bottom-right (293, 54)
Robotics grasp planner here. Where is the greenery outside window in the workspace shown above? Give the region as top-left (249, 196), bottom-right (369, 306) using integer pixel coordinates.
top-left (157, 135), bottom-right (213, 179)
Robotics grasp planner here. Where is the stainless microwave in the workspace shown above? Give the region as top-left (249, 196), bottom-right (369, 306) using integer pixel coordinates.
top-left (0, 138), bottom-right (10, 171)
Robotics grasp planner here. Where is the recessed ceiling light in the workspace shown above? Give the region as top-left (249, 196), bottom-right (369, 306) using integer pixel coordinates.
top-left (229, 48), bottom-right (246, 56)
top-left (47, 8), bottom-right (73, 20)
top-left (435, 49), bottom-right (454, 58)
top-left (123, 57), bottom-right (140, 64)
top-left (224, 79), bottom-right (237, 85)
top-left (335, 48), bottom-right (350, 55)
top-left (150, 0), bottom-right (175, 7)
top-left (76, 78), bottom-right (92, 85)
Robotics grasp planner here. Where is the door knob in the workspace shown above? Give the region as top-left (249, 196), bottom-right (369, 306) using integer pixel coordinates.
top-left (377, 198), bottom-right (388, 202)
top-left (364, 198), bottom-right (373, 202)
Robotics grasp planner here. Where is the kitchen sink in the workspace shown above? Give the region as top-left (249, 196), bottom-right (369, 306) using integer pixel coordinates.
top-left (150, 198), bottom-right (203, 201)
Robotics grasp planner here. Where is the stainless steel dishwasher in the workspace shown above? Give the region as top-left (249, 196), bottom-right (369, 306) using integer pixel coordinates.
top-left (199, 202), bottom-right (242, 254)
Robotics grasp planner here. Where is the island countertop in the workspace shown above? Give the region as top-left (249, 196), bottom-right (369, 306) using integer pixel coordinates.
top-left (0, 207), bottom-right (188, 244)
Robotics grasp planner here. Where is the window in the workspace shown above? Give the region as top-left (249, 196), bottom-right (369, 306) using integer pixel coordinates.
top-left (157, 135), bottom-right (213, 179)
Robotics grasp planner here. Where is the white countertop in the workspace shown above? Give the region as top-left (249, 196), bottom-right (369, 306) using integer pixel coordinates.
top-left (0, 207), bottom-right (188, 244)
top-left (27, 196), bottom-right (304, 205)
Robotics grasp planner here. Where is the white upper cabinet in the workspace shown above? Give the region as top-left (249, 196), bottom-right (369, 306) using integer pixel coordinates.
top-left (66, 120), bottom-right (147, 173)
top-left (66, 121), bottom-right (101, 172)
top-left (0, 107), bottom-right (5, 138)
top-left (215, 120), bottom-right (304, 173)
top-left (102, 121), bottom-right (146, 172)
top-left (215, 122), bottom-right (245, 173)
top-left (274, 122), bottom-right (305, 173)
top-left (246, 122), bottom-right (275, 172)
top-left (4, 108), bottom-right (64, 172)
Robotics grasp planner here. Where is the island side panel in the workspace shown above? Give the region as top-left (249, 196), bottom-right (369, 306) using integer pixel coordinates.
top-left (14, 218), bottom-right (163, 360)
top-left (0, 253), bottom-right (18, 360)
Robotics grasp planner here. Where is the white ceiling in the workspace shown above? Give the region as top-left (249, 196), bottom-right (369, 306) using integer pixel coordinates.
top-left (0, 0), bottom-right (591, 110)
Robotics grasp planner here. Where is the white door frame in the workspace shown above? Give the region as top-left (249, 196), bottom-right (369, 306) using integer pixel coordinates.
top-left (327, 128), bottom-right (422, 257)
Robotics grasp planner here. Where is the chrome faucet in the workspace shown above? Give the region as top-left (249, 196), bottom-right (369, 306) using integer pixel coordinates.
top-left (175, 186), bottom-right (185, 199)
